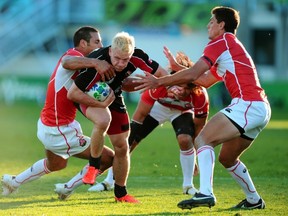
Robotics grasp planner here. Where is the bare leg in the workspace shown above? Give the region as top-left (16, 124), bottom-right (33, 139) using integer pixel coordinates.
top-left (109, 131), bottom-right (130, 187)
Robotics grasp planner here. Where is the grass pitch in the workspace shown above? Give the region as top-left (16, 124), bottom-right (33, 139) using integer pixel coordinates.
top-left (0, 102), bottom-right (287, 216)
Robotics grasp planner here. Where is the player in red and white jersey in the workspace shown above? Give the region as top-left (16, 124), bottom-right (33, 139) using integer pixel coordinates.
top-left (1, 26), bottom-right (115, 198)
top-left (135, 6), bottom-right (271, 210)
top-left (130, 84), bottom-right (209, 195)
top-left (89, 52), bottom-right (209, 196)
top-left (41, 48), bottom-right (95, 126)
top-left (141, 84), bottom-right (208, 113)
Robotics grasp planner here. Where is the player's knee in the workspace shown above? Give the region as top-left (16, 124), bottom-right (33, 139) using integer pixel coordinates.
top-left (129, 121), bottom-right (143, 145)
top-left (94, 116), bottom-right (111, 130)
top-left (114, 142), bottom-right (129, 157)
top-left (177, 134), bottom-right (193, 149)
top-left (128, 133), bottom-right (143, 146)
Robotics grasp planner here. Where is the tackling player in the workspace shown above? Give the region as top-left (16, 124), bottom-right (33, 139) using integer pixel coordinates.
top-left (134, 6), bottom-right (271, 210)
top-left (1, 26), bottom-right (115, 198)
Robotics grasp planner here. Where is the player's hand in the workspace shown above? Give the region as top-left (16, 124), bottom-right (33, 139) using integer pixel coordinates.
top-left (101, 90), bottom-right (115, 107)
top-left (133, 72), bottom-right (160, 92)
top-left (94, 60), bottom-right (115, 81)
top-left (163, 46), bottom-right (182, 72)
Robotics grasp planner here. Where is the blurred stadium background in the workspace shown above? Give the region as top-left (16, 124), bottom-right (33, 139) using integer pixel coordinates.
top-left (0, 0), bottom-right (287, 109)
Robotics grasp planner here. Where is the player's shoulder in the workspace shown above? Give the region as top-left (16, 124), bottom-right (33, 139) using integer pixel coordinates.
top-left (65, 48), bottom-right (84, 57)
top-left (132, 47), bottom-right (156, 66)
top-left (132, 47), bottom-right (146, 56)
top-left (88, 47), bottom-right (108, 58)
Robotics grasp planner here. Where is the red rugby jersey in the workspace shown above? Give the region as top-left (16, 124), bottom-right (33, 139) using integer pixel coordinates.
top-left (141, 86), bottom-right (209, 117)
top-left (40, 48), bottom-right (84, 126)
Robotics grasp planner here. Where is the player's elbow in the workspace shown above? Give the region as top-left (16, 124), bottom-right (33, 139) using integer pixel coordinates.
top-left (61, 57), bottom-right (69, 69)
top-left (61, 56), bottom-right (76, 70)
top-left (67, 88), bottom-right (79, 102)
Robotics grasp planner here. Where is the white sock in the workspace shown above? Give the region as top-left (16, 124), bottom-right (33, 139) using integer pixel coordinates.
top-left (180, 148), bottom-right (195, 187)
top-left (14, 159), bottom-right (51, 186)
top-left (197, 146), bottom-right (215, 195)
top-left (227, 160), bottom-right (260, 204)
top-left (104, 167), bottom-right (114, 185)
top-left (65, 164), bottom-right (89, 190)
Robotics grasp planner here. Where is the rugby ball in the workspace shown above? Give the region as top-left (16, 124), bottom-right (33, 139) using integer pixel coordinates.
top-left (86, 82), bottom-right (111, 101)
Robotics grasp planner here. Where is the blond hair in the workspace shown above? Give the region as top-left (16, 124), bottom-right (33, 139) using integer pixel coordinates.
top-left (111, 31), bottom-right (135, 54)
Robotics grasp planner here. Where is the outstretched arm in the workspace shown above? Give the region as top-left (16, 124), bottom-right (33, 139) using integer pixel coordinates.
top-left (153, 64), bottom-right (170, 77)
top-left (62, 56), bottom-right (115, 81)
top-left (134, 58), bottom-right (209, 91)
top-left (193, 71), bottom-right (219, 88)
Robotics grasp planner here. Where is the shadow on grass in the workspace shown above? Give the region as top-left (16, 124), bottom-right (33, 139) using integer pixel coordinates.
top-left (0, 195), bottom-right (112, 210)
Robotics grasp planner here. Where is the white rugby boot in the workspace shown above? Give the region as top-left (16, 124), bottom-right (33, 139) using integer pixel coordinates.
top-left (2, 174), bottom-right (19, 196)
top-left (54, 183), bottom-right (73, 200)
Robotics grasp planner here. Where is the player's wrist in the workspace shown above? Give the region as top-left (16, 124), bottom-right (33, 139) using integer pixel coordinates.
top-left (93, 59), bottom-right (101, 67)
top-left (158, 76), bottom-right (170, 88)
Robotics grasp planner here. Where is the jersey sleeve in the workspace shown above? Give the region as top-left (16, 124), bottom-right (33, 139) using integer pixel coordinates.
top-left (202, 36), bottom-right (226, 65)
top-left (140, 90), bottom-right (156, 106)
top-left (132, 48), bottom-right (159, 74)
top-left (66, 48), bottom-right (84, 57)
top-left (209, 65), bottom-right (222, 81)
top-left (74, 68), bottom-right (101, 92)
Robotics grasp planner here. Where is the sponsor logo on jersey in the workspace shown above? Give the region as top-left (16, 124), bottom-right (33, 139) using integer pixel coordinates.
top-left (79, 138), bottom-right (87, 147)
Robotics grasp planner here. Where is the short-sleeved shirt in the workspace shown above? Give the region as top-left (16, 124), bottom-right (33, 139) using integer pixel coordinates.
top-left (201, 33), bottom-right (267, 102)
top-left (74, 46), bottom-right (159, 113)
top-left (141, 86), bottom-right (209, 118)
top-left (40, 48), bottom-right (84, 126)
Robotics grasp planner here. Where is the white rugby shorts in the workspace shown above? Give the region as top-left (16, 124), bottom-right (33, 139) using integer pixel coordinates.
top-left (149, 101), bottom-right (193, 124)
top-left (220, 98), bottom-right (271, 139)
top-left (37, 119), bottom-right (90, 159)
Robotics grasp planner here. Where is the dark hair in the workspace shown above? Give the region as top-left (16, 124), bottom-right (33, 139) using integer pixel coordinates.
top-left (212, 6), bottom-right (240, 34)
top-left (187, 83), bottom-right (196, 89)
top-left (73, 26), bottom-right (99, 46)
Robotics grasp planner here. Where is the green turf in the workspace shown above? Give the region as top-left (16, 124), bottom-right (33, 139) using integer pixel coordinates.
top-left (0, 102), bottom-right (287, 216)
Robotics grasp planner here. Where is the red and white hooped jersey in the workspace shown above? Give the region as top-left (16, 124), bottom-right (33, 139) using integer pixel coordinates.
top-left (40, 48), bottom-right (84, 126)
top-left (141, 86), bottom-right (209, 117)
top-left (202, 33), bottom-right (267, 102)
